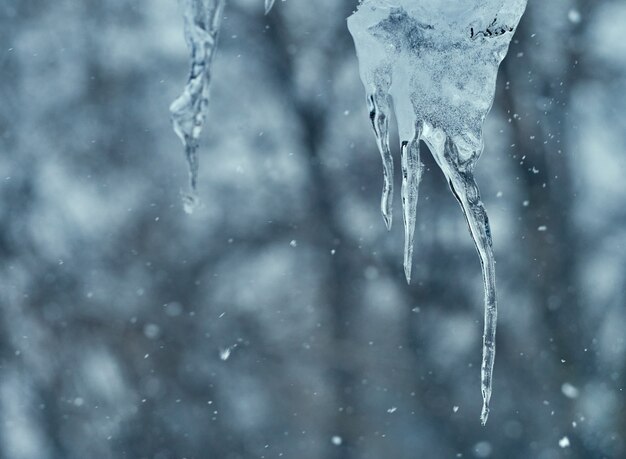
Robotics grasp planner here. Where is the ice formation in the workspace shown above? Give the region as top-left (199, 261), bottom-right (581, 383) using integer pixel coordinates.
top-left (170, 0), bottom-right (226, 213)
top-left (171, 0), bottom-right (276, 213)
top-left (348, 0), bottom-right (527, 424)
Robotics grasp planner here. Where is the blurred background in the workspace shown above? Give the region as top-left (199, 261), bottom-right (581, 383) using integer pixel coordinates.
top-left (1, 0), bottom-right (625, 458)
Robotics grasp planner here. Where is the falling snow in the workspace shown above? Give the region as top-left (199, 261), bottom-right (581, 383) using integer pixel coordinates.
top-left (561, 382), bottom-right (580, 399)
top-left (219, 346), bottom-right (232, 361)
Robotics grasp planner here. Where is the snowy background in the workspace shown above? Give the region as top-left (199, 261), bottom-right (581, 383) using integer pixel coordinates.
top-left (1, 0), bottom-right (626, 458)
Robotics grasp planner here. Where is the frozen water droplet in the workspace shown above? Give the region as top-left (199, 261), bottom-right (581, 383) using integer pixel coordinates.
top-left (331, 436), bottom-right (342, 446)
top-left (559, 436), bottom-right (570, 448)
top-left (538, 225), bottom-right (547, 232)
top-left (289, 240), bottom-right (298, 247)
top-left (387, 407), bottom-right (397, 413)
top-left (453, 406), bottom-right (459, 413)
top-left (183, 193), bottom-right (199, 215)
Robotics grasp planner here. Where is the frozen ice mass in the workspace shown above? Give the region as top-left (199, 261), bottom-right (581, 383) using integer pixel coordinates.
top-left (348, 0), bottom-right (528, 424)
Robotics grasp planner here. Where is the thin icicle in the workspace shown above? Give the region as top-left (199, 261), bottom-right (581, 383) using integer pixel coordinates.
top-left (426, 133), bottom-right (498, 425)
top-left (348, 0), bottom-right (527, 423)
top-left (367, 90), bottom-right (394, 230)
top-left (170, 0), bottom-right (226, 214)
top-left (400, 126), bottom-right (423, 284)
top-left (265, 0), bottom-right (276, 15)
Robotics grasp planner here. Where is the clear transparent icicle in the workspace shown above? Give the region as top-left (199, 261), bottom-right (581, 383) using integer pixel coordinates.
top-left (348, 0), bottom-right (527, 424)
top-left (265, 0), bottom-right (276, 15)
top-left (366, 90), bottom-right (394, 230)
top-left (170, 0), bottom-right (226, 214)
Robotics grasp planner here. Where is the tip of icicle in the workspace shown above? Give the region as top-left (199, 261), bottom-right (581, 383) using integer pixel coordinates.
top-left (404, 264), bottom-right (412, 285)
top-left (264, 0), bottom-right (275, 15)
top-left (480, 405), bottom-right (489, 426)
top-left (382, 214), bottom-right (392, 231)
top-left (182, 193), bottom-right (199, 215)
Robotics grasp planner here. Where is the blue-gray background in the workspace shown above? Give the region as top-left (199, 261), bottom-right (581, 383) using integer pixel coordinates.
top-left (1, 1), bottom-right (625, 458)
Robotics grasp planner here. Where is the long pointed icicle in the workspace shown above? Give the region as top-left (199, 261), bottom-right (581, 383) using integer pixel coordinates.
top-left (367, 91), bottom-right (394, 230)
top-left (429, 136), bottom-right (498, 425)
top-left (348, 0), bottom-right (528, 423)
top-left (265, 0), bottom-right (276, 15)
top-left (400, 127), bottom-right (423, 284)
top-left (170, 0), bottom-right (226, 214)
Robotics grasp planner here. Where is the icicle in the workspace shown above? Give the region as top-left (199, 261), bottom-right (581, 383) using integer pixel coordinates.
top-left (265, 0), bottom-right (276, 15)
top-left (426, 133), bottom-right (498, 425)
top-left (366, 90), bottom-right (394, 230)
top-left (348, 0), bottom-right (527, 423)
top-left (170, 0), bottom-right (226, 214)
top-left (400, 126), bottom-right (423, 284)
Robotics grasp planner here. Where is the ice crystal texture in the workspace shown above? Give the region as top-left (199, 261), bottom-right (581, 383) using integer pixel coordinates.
top-left (171, 0), bottom-right (276, 213)
top-left (348, 0), bottom-right (527, 424)
top-left (170, 0), bottom-right (226, 213)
